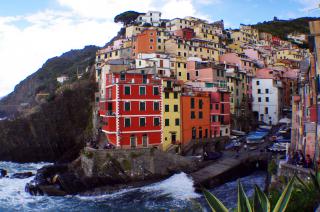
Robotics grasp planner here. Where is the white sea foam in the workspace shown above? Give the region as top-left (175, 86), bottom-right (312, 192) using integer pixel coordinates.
top-left (141, 172), bottom-right (200, 200)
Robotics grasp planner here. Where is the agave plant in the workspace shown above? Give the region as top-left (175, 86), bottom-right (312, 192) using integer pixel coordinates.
top-left (203, 175), bottom-right (296, 212)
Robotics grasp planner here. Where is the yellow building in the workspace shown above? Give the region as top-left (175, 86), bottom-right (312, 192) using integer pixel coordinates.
top-left (161, 79), bottom-right (182, 151)
top-left (165, 38), bottom-right (220, 65)
top-left (170, 57), bottom-right (188, 81)
top-left (227, 43), bottom-right (243, 54)
top-left (166, 18), bottom-right (195, 31)
top-left (125, 25), bottom-right (148, 38)
top-left (276, 49), bottom-right (304, 62)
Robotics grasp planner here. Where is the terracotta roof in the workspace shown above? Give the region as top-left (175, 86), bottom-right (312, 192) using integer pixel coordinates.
top-left (255, 68), bottom-right (275, 79)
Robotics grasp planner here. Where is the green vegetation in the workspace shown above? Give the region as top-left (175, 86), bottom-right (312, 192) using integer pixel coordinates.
top-left (253, 17), bottom-right (320, 40)
top-left (204, 171), bottom-right (320, 212)
top-left (0, 45), bottom-right (98, 116)
top-left (114, 11), bottom-right (142, 26)
top-left (268, 160), bottom-right (277, 175)
top-left (203, 175), bottom-right (296, 212)
top-left (82, 149), bottom-right (93, 159)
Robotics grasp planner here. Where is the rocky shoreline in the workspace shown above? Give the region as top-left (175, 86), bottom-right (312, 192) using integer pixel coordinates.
top-left (25, 148), bottom-right (200, 196)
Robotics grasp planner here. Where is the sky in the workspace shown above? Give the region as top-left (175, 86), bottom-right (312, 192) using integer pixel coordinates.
top-left (0, 0), bottom-right (319, 97)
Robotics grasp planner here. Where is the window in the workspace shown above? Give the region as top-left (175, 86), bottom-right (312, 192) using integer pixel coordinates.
top-left (199, 111), bottom-right (203, 119)
top-left (130, 136), bottom-right (136, 148)
top-left (258, 97), bottom-right (261, 102)
top-left (165, 119), bottom-right (170, 126)
top-left (120, 72), bottom-right (125, 81)
top-left (191, 98), bottom-right (195, 109)
top-left (265, 107), bottom-right (268, 114)
top-left (184, 64), bottom-right (187, 68)
top-left (150, 46), bottom-right (153, 49)
top-left (124, 118), bottom-right (131, 127)
top-left (139, 86), bottom-right (146, 95)
top-left (178, 72), bottom-right (181, 76)
top-left (124, 86), bottom-right (131, 95)
top-left (140, 101), bottom-right (146, 111)
top-left (192, 127), bottom-right (196, 139)
top-left (153, 102), bottom-right (160, 111)
top-left (174, 105), bottom-right (178, 112)
top-left (175, 118), bottom-right (180, 126)
top-left (142, 135), bottom-right (148, 147)
top-left (153, 86), bottom-right (159, 95)
top-left (265, 89), bottom-right (269, 94)
top-left (165, 105), bottom-right (169, 112)
top-left (199, 99), bottom-right (203, 109)
top-left (196, 71), bottom-right (199, 76)
top-left (124, 102), bottom-right (130, 111)
top-left (257, 89), bottom-right (261, 94)
top-left (154, 117), bottom-right (160, 126)
top-left (266, 97), bottom-right (269, 102)
top-left (158, 38), bottom-right (161, 43)
top-left (191, 111), bottom-right (195, 119)
top-left (215, 104), bottom-right (219, 110)
top-left (150, 38), bottom-right (154, 42)
top-left (226, 128), bottom-right (228, 134)
top-left (140, 117), bottom-right (146, 126)
top-left (165, 92), bottom-right (169, 99)
top-left (174, 92), bottom-right (178, 99)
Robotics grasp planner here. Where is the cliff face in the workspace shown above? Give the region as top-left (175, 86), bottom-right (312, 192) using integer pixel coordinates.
top-left (0, 78), bottom-right (95, 162)
top-left (0, 45), bottom-right (98, 117)
top-left (0, 44), bottom-right (101, 162)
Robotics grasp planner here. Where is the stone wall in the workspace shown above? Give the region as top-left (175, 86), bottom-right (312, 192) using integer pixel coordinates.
top-left (278, 161), bottom-right (314, 181)
top-left (80, 147), bottom-right (197, 182)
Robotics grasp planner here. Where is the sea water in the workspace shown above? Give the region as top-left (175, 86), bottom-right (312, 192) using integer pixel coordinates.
top-left (0, 162), bottom-right (266, 211)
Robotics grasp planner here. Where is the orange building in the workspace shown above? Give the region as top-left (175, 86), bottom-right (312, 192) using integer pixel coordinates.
top-left (133, 29), bottom-right (157, 57)
top-left (180, 94), bottom-right (211, 146)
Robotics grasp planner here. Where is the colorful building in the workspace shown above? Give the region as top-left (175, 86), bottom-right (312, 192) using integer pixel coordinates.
top-left (161, 79), bottom-right (182, 150)
top-left (180, 93), bottom-right (211, 147)
top-left (100, 71), bottom-right (162, 148)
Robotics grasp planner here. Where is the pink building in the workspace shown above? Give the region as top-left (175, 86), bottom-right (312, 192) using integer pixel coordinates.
top-left (187, 60), bottom-right (227, 88)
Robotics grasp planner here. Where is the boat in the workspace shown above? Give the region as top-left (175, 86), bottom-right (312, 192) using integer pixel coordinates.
top-left (274, 138), bottom-right (290, 143)
top-left (231, 130), bottom-right (246, 136)
top-left (246, 131), bottom-right (268, 144)
top-left (203, 151), bottom-right (223, 161)
top-left (259, 125), bottom-right (272, 130)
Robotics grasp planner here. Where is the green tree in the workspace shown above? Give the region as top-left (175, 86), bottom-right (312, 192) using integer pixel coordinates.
top-left (114, 11), bottom-right (141, 26)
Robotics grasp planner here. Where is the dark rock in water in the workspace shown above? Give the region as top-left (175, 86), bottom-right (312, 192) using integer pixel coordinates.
top-left (0, 169), bottom-right (7, 178)
top-left (11, 172), bottom-right (34, 179)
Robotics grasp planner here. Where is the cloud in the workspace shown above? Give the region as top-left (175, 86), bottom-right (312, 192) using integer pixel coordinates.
top-left (0, 10), bottom-right (120, 97)
top-left (295, 0), bottom-right (319, 12)
top-left (0, 0), bottom-right (208, 97)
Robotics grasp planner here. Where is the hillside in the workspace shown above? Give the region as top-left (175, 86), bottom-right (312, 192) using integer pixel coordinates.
top-left (0, 45), bottom-right (99, 117)
top-left (0, 76), bottom-right (95, 162)
top-left (253, 17), bottom-right (320, 40)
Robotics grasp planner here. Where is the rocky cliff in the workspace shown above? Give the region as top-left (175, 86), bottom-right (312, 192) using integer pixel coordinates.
top-left (0, 45), bottom-right (98, 118)
top-left (0, 77), bottom-right (95, 162)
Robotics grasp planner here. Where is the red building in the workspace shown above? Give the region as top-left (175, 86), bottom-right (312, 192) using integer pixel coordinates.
top-left (272, 36), bottom-right (281, 46)
top-left (100, 71), bottom-right (162, 148)
top-left (174, 28), bottom-right (194, 41)
top-left (209, 91), bottom-right (231, 137)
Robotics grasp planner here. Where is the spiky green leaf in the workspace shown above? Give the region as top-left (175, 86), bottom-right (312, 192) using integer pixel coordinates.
top-left (310, 171), bottom-right (320, 191)
top-left (253, 185), bottom-right (270, 212)
top-left (203, 189), bottom-right (229, 212)
top-left (295, 175), bottom-right (311, 191)
top-left (237, 180), bottom-right (252, 212)
top-left (273, 175), bottom-right (295, 212)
